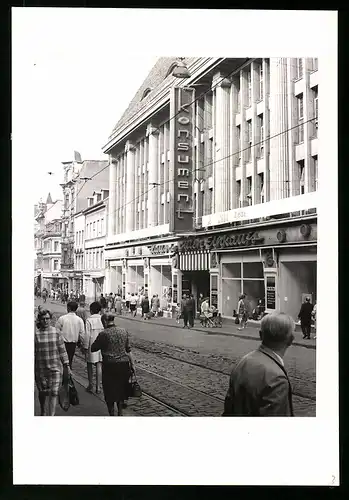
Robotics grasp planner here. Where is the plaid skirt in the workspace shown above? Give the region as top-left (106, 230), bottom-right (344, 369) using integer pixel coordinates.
top-left (102, 361), bottom-right (131, 404)
top-left (35, 369), bottom-right (62, 397)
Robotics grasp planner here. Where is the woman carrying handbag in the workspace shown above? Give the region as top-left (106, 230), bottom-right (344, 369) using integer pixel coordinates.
top-left (91, 313), bottom-right (134, 416)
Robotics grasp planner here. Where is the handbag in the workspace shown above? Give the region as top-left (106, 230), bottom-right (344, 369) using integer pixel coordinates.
top-left (235, 316), bottom-right (240, 325)
top-left (128, 370), bottom-right (142, 398)
top-left (58, 382), bottom-right (70, 412)
top-left (68, 376), bottom-right (79, 406)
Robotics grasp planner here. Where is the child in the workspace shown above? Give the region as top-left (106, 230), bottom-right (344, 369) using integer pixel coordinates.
top-left (175, 303), bottom-right (181, 324)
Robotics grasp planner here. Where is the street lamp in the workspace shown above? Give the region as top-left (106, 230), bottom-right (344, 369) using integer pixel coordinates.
top-left (172, 57), bottom-right (191, 79)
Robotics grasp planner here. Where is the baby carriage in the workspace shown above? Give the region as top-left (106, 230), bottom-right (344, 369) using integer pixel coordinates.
top-left (200, 306), bottom-right (222, 328)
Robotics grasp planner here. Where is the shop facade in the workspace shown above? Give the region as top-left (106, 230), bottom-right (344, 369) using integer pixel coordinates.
top-left (105, 238), bottom-right (179, 312)
top-left (177, 215), bottom-right (317, 321)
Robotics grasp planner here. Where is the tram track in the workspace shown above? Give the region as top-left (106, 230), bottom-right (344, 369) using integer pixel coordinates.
top-left (73, 352), bottom-right (189, 416)
top-left (132, 344), bottom-right (316, 402)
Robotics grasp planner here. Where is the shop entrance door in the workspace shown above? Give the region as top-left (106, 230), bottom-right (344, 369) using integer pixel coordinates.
top-left (182, 271), bottom-right (210, 301)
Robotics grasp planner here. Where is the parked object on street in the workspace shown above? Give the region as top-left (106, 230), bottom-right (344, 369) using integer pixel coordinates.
top-left (35, 308), bottom-right (70, 416)
top-left (223, 312), bottom-right (295, 417)
top-left (91, 313), bottom-right (134, 416)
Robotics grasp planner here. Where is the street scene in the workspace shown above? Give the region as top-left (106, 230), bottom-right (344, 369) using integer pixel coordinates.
top-left (34, 55), bottom-right (318, 418)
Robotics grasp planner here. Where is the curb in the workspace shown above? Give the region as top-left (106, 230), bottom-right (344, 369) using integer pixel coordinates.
top-left (43, 299), bottom-right (316, 350)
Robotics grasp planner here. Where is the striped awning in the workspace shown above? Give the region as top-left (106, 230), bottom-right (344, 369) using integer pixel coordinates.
top-left (179, 252), bottom-right (209, 271)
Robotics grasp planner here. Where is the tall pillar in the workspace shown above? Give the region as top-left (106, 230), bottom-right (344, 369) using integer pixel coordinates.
top-left (125, 141), bottom-right (136, 233)
top-left (269, 58), bottom-right (289, 200)
top-left (212, 73), bottom-right (231, 213)
top-left (108, 156), bottom-right (117, 238)
top-left (146, 124), bottom-right (159, 227)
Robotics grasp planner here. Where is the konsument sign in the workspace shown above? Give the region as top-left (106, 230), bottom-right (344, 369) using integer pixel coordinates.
top-left (169, 86), bottom-right (195, 233)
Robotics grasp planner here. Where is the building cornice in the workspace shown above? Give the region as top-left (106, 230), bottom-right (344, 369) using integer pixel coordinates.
top-left (102, 57), bottom-right (227, 154)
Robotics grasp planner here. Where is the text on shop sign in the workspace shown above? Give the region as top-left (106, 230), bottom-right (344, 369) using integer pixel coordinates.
top-left (179, 231), bottom-right (265, 252)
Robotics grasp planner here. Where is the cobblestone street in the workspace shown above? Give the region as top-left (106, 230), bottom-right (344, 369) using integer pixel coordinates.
top-left (35, 298), bottom-right (316, 416)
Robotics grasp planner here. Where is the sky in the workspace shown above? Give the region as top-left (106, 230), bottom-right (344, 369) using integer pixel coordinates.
top-left (13, 9), bottom-right (159, 203)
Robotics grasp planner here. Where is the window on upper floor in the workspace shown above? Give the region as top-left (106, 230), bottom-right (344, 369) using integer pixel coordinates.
top-left (54, 241), bottom-right (59, 252)
top-left (314, 155), bottom-right (318, 191)
top-left (247, 68), bottom-right (252, 106)
top-left (311, 58), bottom-right (318, 72)
top-left (236, 180), bottom-right (242, 208)
top-left (258, 173), bottom-right (265, 203)
top-left (296, 58), bottom-right (304, 80)
top-left (297, 94), bottom-right (304, 143)
top-left (101, 219), bottom-right (104, 235)
top-left (53, 259), bottom-right (59, 271)
top-left (246, 176), bottom-right (253, 205)
top-left (93, 221), bottom-right (96, 236)
top-left (259, 63), bottom-right (264, 101)
top-left (298, 160), bottom-right (305, 195)
top-left (259, 115), bottom-right (264, 157)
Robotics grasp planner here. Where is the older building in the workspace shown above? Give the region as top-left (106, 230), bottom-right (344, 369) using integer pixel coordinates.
top-left (34, 194), bottom-right (64, 292)
top-left (82, 189), bottom-right (109, 302)
top-left (60, 154), bottom-right (109, 293)
top-left (102, 57), bottom-right (318, 319)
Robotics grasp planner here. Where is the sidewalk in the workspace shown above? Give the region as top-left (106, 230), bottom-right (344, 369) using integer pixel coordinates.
top-left (43, 299), bottom-right (316, 350)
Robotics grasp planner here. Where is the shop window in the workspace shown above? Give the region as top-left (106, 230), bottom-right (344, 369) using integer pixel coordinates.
top-left (243, 280), bottom-right (265, 312)
top-left (222, 263), bottom-right (241, 279)
top-left (210, 274), bottom-right (218, 308)
top-left (222, 279), bottom-right (241, 316)
top-left (172, 274), bottom-right (178, 304)
top-left (243, 262), bottom-right (264, 279)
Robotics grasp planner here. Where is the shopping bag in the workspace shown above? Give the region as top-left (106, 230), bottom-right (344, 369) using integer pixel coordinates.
top-left (68, 376), bottom-right (79, 406)
top-left (58, 383), bottom-right (70, 412)
top-left (128, 372), bottom-right (142, 398)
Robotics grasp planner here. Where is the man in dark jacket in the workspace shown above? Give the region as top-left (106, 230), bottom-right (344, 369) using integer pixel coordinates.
top-left (99, 293), bottom-right (107, 312)
top-left (298, 297), bottom-right (313, 339)
top-left (223, 312), bottom-right (295, 417)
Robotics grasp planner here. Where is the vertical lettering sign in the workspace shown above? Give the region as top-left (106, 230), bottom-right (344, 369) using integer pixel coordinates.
top-left (169, 87), bottom-right (195, 232)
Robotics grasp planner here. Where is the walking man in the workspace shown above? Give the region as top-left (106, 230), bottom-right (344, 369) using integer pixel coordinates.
top-left (99, 293), bottom-right (107, 314)
top-left (223, 312), bottom-right (295, 416)
top-left (187, 294), bottom-right (196, 328)
top-left (298, 297), bottom-right (313, 339)
top-left (55, 301), bottom-right (85, 369)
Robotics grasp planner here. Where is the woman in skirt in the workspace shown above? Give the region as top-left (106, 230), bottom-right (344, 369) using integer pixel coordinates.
top-left (35, 309), bottom-right (70, 416)
top-left (91, 313), bottom-right (134, 416)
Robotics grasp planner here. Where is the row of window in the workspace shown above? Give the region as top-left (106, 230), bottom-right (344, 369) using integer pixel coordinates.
top-left (43, 240), bottom-right (60, 252)
top-left (75, 230), bottom-right (84, 247)
top-left (85, 249), bottom-right (104, 270)
top-left (85, 218), bottom-right (105, 239)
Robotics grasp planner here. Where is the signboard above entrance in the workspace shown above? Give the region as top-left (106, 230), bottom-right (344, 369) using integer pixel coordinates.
top-left (169, 86), bottom-right (195, 233)
top-left (179, 231), bottom-right (264, 252)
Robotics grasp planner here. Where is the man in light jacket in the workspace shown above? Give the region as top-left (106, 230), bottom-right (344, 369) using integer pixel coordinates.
top-left (223, 312), bottom-right (295, 416)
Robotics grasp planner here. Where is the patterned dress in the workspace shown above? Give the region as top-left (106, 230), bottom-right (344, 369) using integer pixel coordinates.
top-left (35, 326), bottom-right (69, 396)
top-left (91, 326), bottom-right (131, 404)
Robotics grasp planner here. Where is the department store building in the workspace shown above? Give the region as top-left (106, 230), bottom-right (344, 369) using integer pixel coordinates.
top-left (102, 57), bottom-right (318, 319)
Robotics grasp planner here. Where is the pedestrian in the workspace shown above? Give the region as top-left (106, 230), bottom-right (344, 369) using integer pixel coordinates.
top-left (298, 297), bottom-right (313, 339)
top-left (107, 292), bottom-right (114, 312)
top-left (114, 294), bottom-right (123, 315)
top-left (237, 293), bottom-right (248, 330)
top-left (42, 289), bottom-right (47, 303)
top-left (81, 301), bottom-right (103, 394)
top-left (99, 293), bottom-right (107, 313)
top-left (130, 293), bottom-right (137, 317)
top-left (151, 295), bottom-right (158, 318)
top-left (141, 293), bottom-right (150, 320)
top-left (35, 308), bottom-right (71, 416)
top-left (181, 294), bottom-right (189, 328)
top-left (79, 292), bottom-right (86, 304)
top-left (125, 292), bottom-right (131, 313)
top-left (223, 312), bottom-right (295, 416)
top-left (188, 294), bottom-right (196, 328)
top-left (201, 298), bottom-right (213, 326)
top-left (198, 293), bottom-right (204, 319)
top-left (175, 303), bottom-right (181, 324)
top-left (91, 313), bottom-right (135, 416)
top-left (312, 303), bottom-right (317, 339)
top-left (55, 301), bottom-right (85, 369)
top-left (76, 300), bottom-right (89, 326)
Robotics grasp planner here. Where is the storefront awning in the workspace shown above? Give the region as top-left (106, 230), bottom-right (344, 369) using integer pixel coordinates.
top-left (180, 252), bottom-right (209, 271)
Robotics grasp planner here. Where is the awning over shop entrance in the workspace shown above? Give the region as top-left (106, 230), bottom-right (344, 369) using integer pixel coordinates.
top-left (180, 251), bottom-right (209, 271)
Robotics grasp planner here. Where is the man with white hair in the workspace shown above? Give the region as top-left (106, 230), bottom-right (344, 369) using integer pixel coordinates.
top-left (223, 312), bottom-right (295, 416)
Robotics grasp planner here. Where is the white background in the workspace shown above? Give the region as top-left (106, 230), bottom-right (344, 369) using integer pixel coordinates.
top-left (12, 8), bottom-right (338, 486)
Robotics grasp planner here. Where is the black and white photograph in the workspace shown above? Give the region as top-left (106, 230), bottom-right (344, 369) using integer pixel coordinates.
top-left (12, 8), bottom-right (338, 486)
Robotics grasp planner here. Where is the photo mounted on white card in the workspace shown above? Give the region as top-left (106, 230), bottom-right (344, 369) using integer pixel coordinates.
top-left (12, 7), bottom-right (338, 486)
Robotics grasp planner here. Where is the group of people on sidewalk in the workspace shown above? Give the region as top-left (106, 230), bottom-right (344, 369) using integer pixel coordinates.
top-left (99, 291), bottom-right (162, 320)
top-left (34, 299), bottom-right (135, 417)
